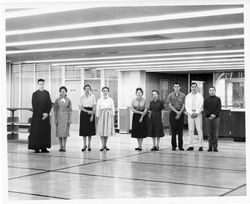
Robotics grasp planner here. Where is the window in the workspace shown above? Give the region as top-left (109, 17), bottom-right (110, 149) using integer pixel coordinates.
top-left (214, 72), bottom-right (244, 109)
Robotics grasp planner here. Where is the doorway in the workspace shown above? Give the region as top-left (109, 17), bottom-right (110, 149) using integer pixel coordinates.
top-left (190, 73), bottom-right (213, 98)
top-left (65, 80), bottom-right (81, 130)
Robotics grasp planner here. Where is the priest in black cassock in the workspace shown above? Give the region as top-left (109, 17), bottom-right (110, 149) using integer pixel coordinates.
top-left (28, 79), bottom-right (52, 153)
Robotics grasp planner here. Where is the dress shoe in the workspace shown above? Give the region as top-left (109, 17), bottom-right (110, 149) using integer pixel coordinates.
top-left (179, 148), bottom-right (184, 151)
top-left (151, 147), bottom-right (156, 151)
top-left (61, 149), bottom-right (66, 152)
top-left (198, 147), bottom-right (203, 151)
top-left (88, 148), bottom-right (91, 151)
top-left (172, 148), bottom-right (176, 151)
top-left (187, 147), bottom-right (194, 151)
top-left (34, 150), bottom-right (40, 153)
top-left (207, 149), bottom-right (212, 152)
top-left (214, 149), bottom-right (218, 152)
top-left (155, 146), bottom-right (159, 151)
top-left (105, 147), bottom-right (110, 151)
top-left (100, 147), bottom-right (105, 151)
top-left (41, 149), bottom-right (49, 153)
top-left (81, 145), bottom-right (87, 151)
top-left (135, 147), bottom-right (140, 150)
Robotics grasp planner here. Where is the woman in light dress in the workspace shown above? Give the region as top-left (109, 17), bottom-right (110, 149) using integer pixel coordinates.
top-left (54, 86), bottom-right (72, 152)
top-left (96, 87), bottom-right (115, 151)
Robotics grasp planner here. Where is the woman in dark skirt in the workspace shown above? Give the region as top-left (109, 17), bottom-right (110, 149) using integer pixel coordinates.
top-left (79, 84), bottom-right (96, 151)
top-left (148, 89), bottom-right (165, 151)
top-left (131, 88), bottom-right (148, 151)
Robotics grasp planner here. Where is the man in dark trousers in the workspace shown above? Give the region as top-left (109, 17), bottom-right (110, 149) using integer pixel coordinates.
top-left (166, 82), bottom-right (186, 151)
top-left (204, 86), bottom-right (221, 152)
top-left (28, 79), bottom-right (52, 153)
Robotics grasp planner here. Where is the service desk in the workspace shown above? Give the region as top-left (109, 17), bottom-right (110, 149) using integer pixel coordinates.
top-left (203, 108), bottom-right (245, 142)
top-left (7, 107), bottom-right (59, 145)
top-left (231, 109), bottom-right (245, 142)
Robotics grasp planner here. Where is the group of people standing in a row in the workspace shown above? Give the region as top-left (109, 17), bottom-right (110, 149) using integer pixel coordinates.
top-left (131, 82), bottom-right (221, 152)
top-left (28, 79), bottom-right (221, 154)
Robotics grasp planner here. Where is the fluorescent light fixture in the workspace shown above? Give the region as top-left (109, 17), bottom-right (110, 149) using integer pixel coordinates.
top-left (114, 64), bottom-right (244, 70)
top-left (144, 66), bottom-right (244, 72)
top-left (7, 23), bottom-right (243, 47)
top-left (43, 54), bottom-right (243, 66)
top-left (6, 6), bottom-right (100, 19)
top-left (52, 58), bottom-right (243, 67)
top-left (92, 62), bottom-right (244, 70)
top-left (22, 49), bottom-right (244, 63)
top-left (6, 35), bottom-right (244, 54)
top-left (6, 8), bottom-right (243, 36)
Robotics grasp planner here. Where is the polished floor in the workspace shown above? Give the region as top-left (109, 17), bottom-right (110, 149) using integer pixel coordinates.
top-left (7, 130), bottom-right (246, 200)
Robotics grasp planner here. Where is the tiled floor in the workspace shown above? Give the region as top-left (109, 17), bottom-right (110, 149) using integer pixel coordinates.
top-left (7, 130), bottom-right (246, 200)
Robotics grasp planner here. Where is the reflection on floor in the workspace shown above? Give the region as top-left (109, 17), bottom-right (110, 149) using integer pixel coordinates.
top-left (7, 130), bottom-right (246, 200)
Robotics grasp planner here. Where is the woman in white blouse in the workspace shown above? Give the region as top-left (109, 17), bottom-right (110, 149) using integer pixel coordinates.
top-left (96, 86), bottom-right (115, 151)
top-left (79, 84), bottom-right (96, 151)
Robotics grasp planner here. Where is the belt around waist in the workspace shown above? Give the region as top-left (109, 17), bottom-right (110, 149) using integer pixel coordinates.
top-left (82, 107), bottom-right (93, 111)
top-left (100, 108), bottom-right (112, 111)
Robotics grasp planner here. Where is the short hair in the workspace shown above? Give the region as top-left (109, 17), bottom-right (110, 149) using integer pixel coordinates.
top-left (59, 86), bottom-right (67, 92)
top-left (191, 82), bottom-right (198, 87)
top-left (102, 86), bottom-right (110, 92)
top-left (37, 79), bottom-right (45, 83)
top-left (135, 88), bottom-right (143, 95)
top-left (209, 86), bottom-right (216, 90)
top-left (152, 89), bottom-right (159, 95)
top-left (84, 84), bottom-right (91, 90)
top-left (174, 82), bottom-right (180, 86)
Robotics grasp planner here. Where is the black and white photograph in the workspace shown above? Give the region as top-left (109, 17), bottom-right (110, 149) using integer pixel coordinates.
top-left (0, 0), bottom-right (249, 203)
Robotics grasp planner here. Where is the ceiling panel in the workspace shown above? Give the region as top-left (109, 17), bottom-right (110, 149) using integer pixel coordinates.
top-left (7, 38), bottom-right (244, 62)
top-left (5, 4), bottom-right (245, 72)
top-left (6, 5), bottom-right (242, 30)
top-left (6, 13), bottom-right (243, 43)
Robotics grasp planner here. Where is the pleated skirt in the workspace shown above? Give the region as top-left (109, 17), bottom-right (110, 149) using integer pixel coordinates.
top-left (97, 108), bottom-right (115, 137)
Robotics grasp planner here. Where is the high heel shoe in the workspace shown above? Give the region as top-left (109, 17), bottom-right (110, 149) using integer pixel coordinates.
top-left (81, 145), bottom-right (87, 151)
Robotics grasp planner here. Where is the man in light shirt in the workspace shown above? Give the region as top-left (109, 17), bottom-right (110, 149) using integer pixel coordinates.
top-left (185, 82), bottom-right (204, 151)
